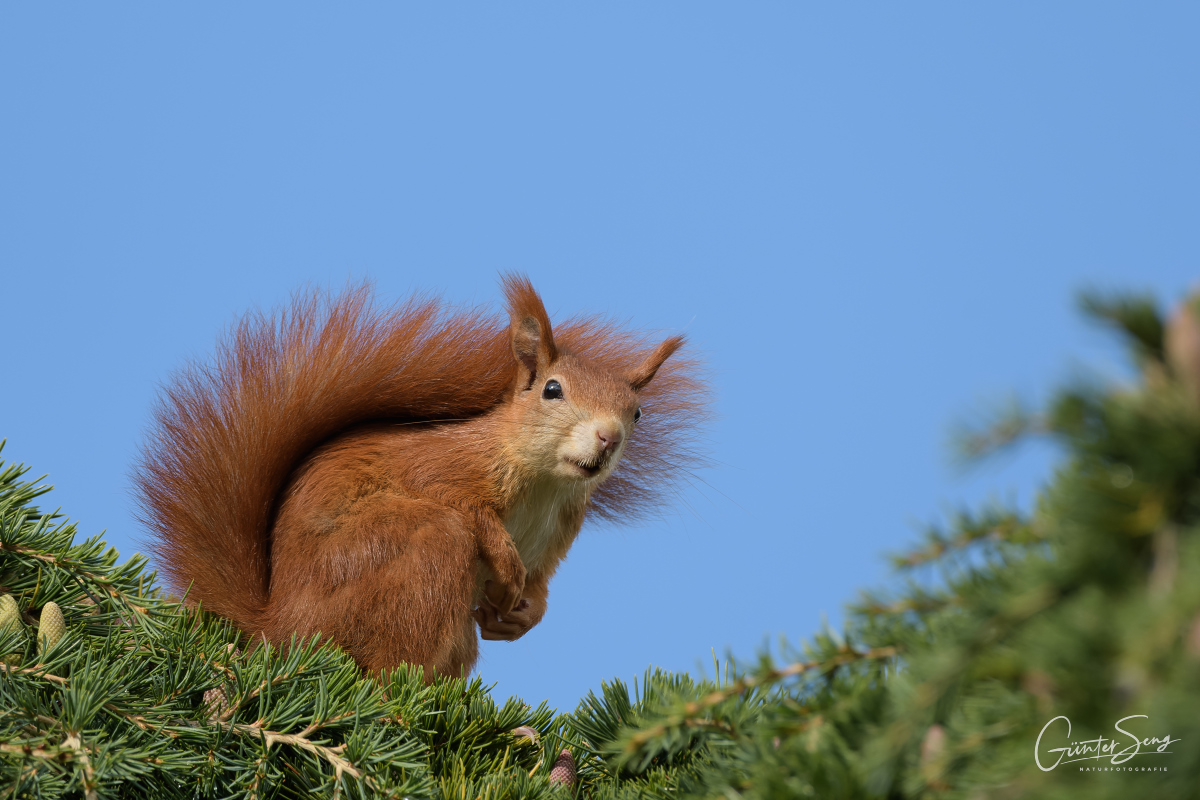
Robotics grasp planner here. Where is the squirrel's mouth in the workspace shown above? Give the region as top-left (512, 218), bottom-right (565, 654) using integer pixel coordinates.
top-left (567, 457), bottom-right (603, 478)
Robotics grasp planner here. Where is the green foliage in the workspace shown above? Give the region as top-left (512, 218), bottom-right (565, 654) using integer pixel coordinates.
top-left (1078, 290), bottom-right (1164, 366)
top-left (0, 449), bottom-right (558, 798)
top-left (5, 289), bottom-right (1200, 797)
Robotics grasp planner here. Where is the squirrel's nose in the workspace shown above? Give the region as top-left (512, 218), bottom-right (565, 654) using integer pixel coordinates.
top-left (596, 427), bottom-right (623, 452)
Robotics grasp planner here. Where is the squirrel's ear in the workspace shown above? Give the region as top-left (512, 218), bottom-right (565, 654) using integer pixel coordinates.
top-left (628, 335), bottom-right (684, 391)
top-left (502, 274), bottom-right (558, 389)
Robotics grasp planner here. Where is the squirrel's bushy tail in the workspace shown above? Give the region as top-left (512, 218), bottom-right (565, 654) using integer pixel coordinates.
top-left (135, 281), bottom-right (709, 630)
top-left (134, 285), bottom-right (510, 628)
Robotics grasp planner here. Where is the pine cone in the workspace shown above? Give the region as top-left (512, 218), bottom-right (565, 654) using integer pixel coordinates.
top-left (1166, 296), bottom-right (1200, 405)
top-left (203, 686), bottom-right (229, 720)
top-left (0, 595), bottom-right (21, 666)
top-left (37, 602), bottom-right (65, 656)
top-left (548, 748), bottom-right (576, 787)
top-left (920, 724), bottom-right (946, 765)
top-left (0, 595), bottom-right (19, 633)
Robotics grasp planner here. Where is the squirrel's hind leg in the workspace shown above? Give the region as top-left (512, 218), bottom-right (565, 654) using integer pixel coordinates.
top-left (265, 494), bottom-right (481, 680)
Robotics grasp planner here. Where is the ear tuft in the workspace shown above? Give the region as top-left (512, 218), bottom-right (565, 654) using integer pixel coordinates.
top-left (629, 335), bottom-right (684, 390)
top-left (502, 274), bottom-right (558, 388)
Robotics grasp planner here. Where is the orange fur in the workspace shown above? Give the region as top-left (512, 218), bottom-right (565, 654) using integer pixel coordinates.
top-left (136, 276), bottom-right (707, 677)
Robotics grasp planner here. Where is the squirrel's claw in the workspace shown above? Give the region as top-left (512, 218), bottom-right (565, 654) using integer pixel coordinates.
top-left (483, 578), bottom-right (524, 617)
top-left (474, 595), bottom-right (534, 641)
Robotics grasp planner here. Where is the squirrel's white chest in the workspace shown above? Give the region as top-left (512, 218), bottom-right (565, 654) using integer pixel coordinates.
top-left (503, 481), bottom-right (579, 574)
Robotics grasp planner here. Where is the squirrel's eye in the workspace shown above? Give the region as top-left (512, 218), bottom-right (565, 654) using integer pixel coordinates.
top-left (542, 380), bottom-right (563, 400)
top-left (633, 407), bottom-right (642, 424)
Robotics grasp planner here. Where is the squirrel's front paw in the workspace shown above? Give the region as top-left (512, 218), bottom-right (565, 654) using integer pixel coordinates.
top-left (483, 552), bottom-right (526, 616)
top-left (473, 584), bottom-right (542, 641)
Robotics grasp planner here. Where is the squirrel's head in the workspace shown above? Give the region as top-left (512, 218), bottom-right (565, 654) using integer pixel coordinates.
top-left (500, 275), bottom-right (682, 485)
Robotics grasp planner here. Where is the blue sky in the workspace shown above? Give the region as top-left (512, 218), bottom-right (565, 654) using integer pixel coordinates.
top-left (2, 4), bottom-right (1197, 711)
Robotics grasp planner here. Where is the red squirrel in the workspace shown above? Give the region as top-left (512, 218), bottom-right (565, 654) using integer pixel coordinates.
top-left (136, 276), bottom-right (705, 677)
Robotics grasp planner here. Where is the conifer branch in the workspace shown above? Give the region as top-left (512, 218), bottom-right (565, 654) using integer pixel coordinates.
top-left (218, 719), bottom-right (362, 781)
top-left (0, 542), bottom-right (153, 615)
top-left (691, 645), bottom-right (898, 713)
top-left (622, 646), bottom-right (898, 753)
